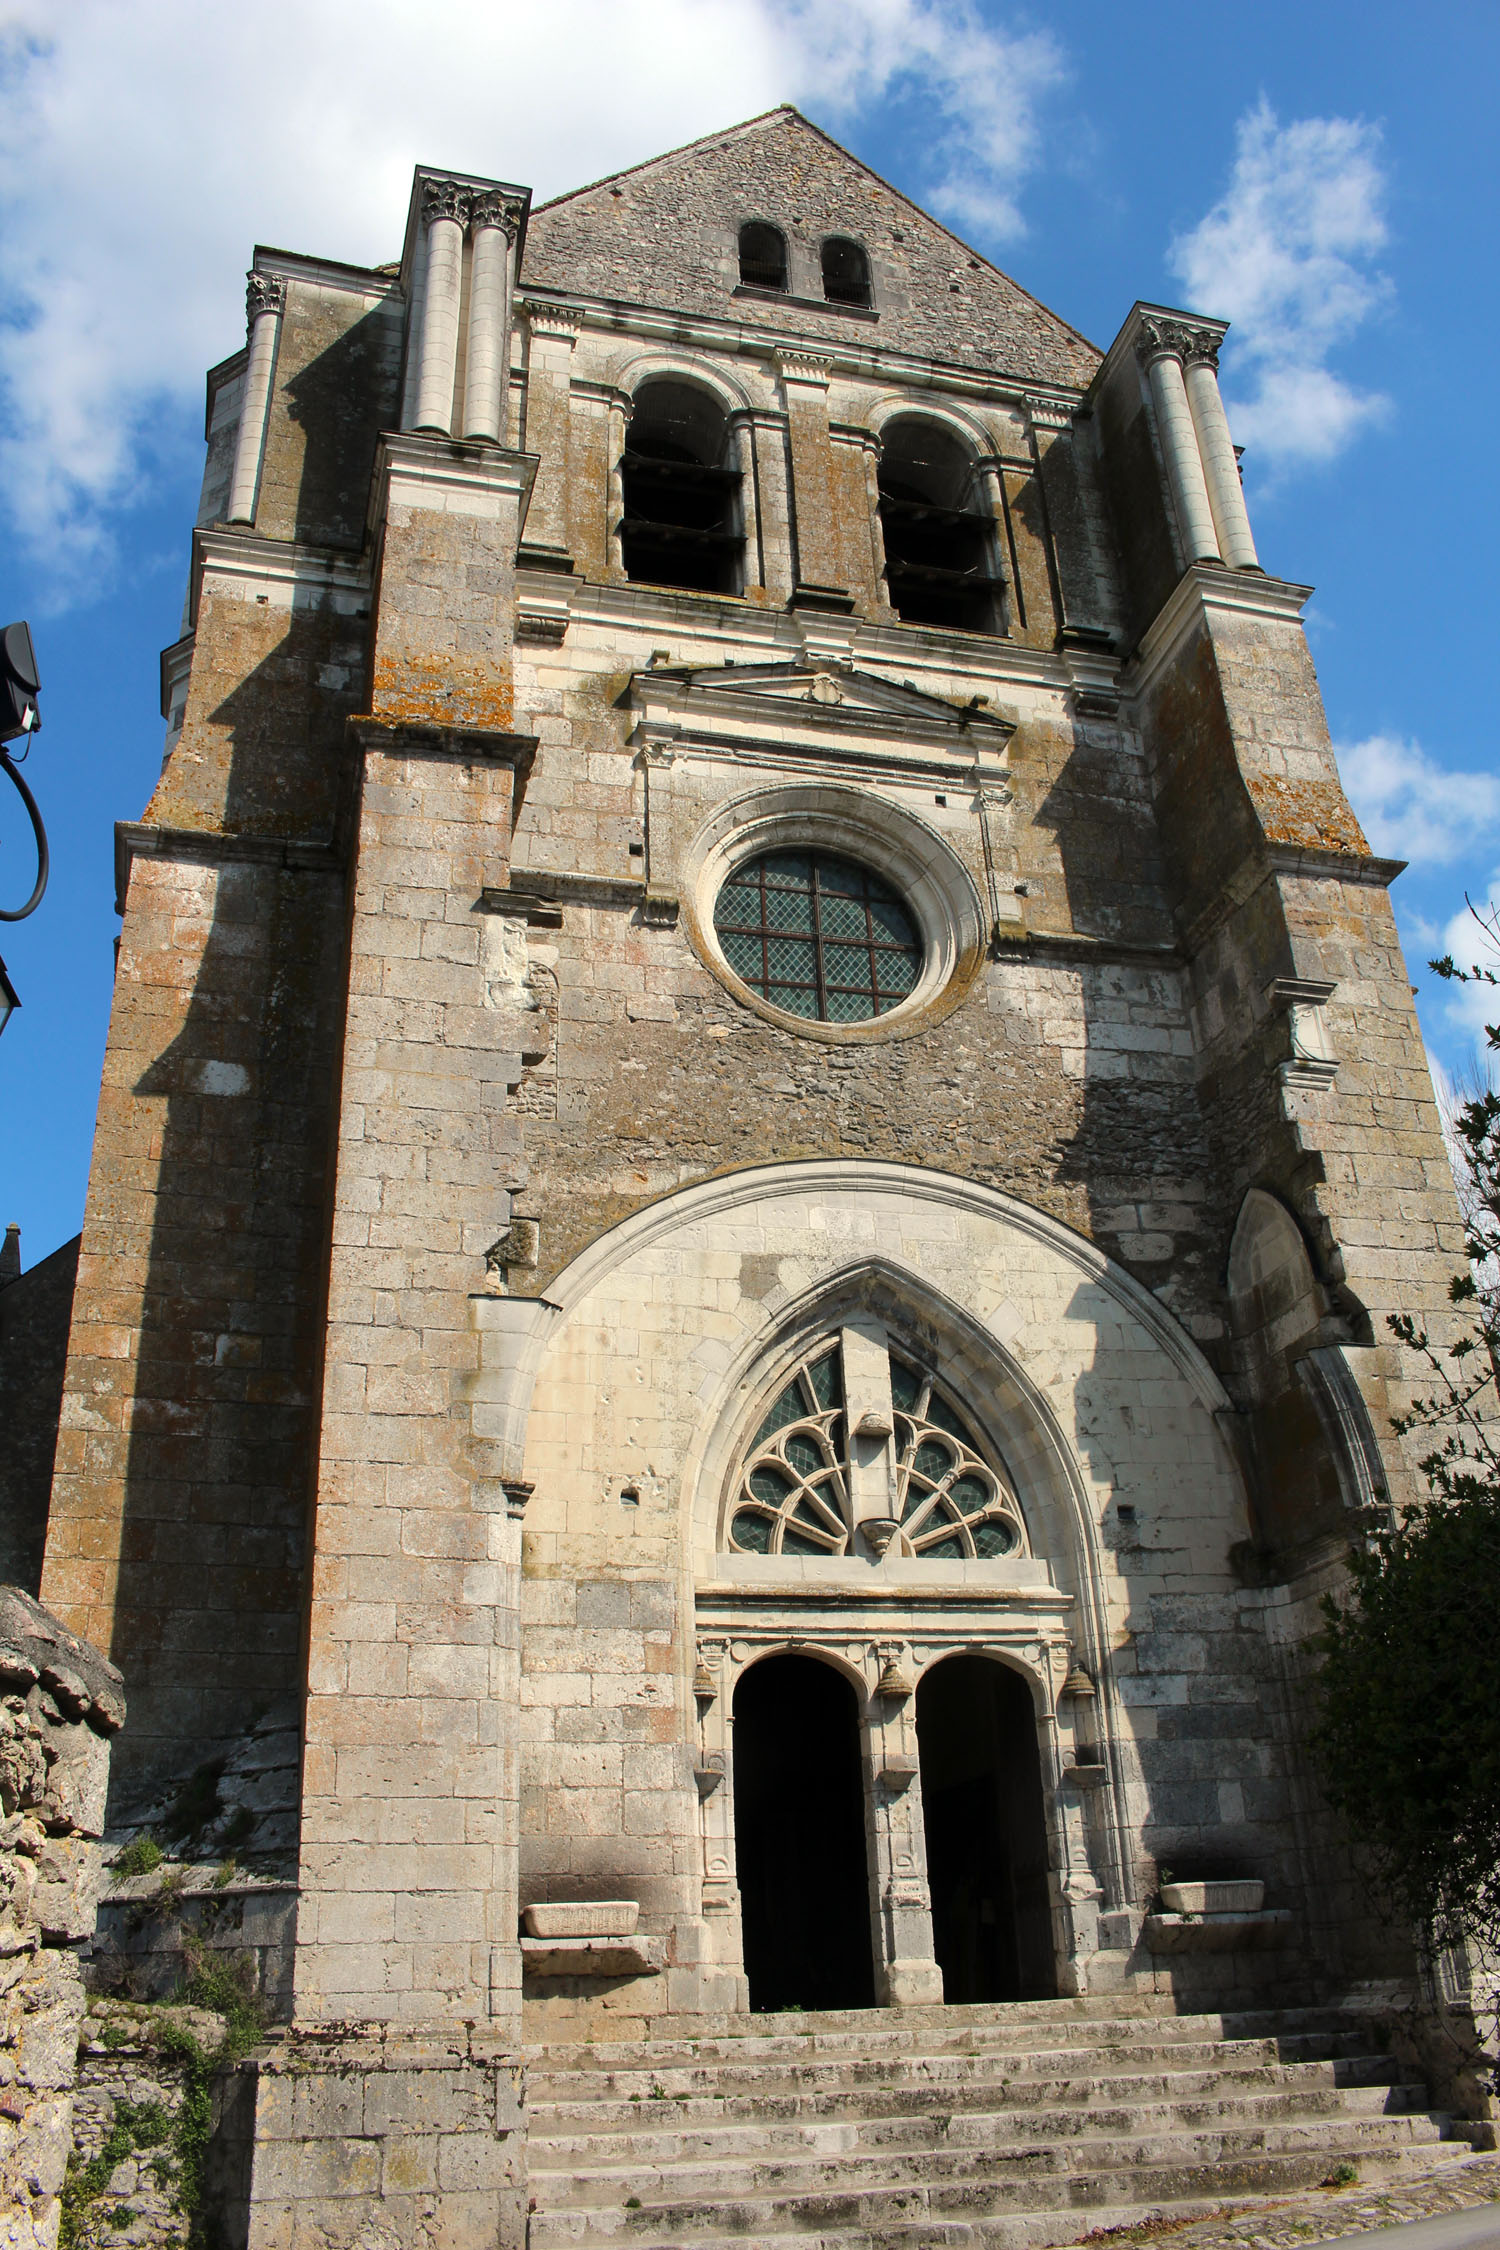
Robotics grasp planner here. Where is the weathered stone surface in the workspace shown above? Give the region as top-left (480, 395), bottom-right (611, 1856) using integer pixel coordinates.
top-left (24, 103), bottom-right (1488, 2250)
top-left (0, 1593), bottom-right (120, 2248)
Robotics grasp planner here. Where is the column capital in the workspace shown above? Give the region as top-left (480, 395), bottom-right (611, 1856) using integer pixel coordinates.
top-left (472, 188), bottom-right (527, 241)
top-left (1134, 309), bottom-right (1225, 371)
top-left (526, 308), bottom-right (581, 344)
top-left (245, 271), bottom-right (286, 325)
top-left (421, 176), bottom-right (473, 228)
top-left (776, 351), bottom-right (832, 390)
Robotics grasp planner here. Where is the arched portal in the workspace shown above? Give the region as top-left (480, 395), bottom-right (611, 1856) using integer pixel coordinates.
top-left (732, 1652), bottom-right (875, 2012)
top-left (915, 1655), bottom-right (1055, 2002)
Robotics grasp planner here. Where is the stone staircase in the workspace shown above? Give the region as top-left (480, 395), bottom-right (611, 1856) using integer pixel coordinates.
top-left (525, 1995), bottom-right (1482, 2249)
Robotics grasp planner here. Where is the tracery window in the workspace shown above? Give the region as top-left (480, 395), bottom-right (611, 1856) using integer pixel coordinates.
top-left (712, 850), bottom-right (922, 1024)
top-left (727, 1333), bottom-right (1027, 1560)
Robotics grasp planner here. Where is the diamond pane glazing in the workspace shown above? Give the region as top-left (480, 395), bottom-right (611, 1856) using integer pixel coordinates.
top-left (712, 849), bottom-right (922, 1023)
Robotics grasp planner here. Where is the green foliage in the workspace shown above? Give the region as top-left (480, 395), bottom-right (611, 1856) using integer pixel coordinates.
top-left (59, 2098), bottom-right (171, 2247)
top-left (110, 1835), bottom-right (162, 1881)
top-left (1309, 910), bottom-right (1500, 1992)
top-left (1313, 1485), bottom-right (1500, 1953)
top-left (1322, 2161), bottom-right (1359, 2189)
top-left (61, 1953), bottom-right (267, 2249)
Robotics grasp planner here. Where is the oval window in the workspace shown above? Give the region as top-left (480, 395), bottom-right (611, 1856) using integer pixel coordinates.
top-left (713, 850), bottom-right (922, 1023)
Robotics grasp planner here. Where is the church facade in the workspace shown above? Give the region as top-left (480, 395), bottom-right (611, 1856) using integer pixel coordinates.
top-left (33, 106), bottom-right (1471, 2238)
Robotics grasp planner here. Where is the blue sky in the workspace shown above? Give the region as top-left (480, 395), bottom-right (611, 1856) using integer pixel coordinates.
top-left (1, 0), bottom-right (1496, 1260)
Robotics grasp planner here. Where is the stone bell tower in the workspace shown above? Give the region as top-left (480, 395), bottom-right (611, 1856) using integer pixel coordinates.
top-left (32, 108), bottom-right (1475, 2247)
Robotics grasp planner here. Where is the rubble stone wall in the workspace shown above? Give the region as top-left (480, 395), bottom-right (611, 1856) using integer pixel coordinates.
top-left (0, 1587), bottom-right (124, 2249)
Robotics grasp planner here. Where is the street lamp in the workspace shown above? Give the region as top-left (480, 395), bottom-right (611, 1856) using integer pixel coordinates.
top-left (0, 954), bottom-right (17, 1039)
top-left (0, 622), bottom-right (47, 925)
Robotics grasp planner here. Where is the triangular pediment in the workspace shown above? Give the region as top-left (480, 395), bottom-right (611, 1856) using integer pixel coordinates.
top-left (626, 662), bottom-right (1013, 772)
top-left (633, 660), bottom-right (1006, 733)
top-left (523, 108), bottom-right (1097, 391)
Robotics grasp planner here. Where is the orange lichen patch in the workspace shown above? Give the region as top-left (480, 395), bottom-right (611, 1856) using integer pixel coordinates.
top-left (1246, 772), bottom-right (1372, 856)
top-left (369, 648), bottom-right (515, 732)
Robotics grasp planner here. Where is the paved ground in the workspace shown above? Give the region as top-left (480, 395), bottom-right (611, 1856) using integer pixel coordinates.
top-left (1059, 2154), bottom-right (1500, 2249)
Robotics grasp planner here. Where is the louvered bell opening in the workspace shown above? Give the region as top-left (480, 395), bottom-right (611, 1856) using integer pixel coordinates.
top-left (620, 378), bottom-right (743, 595)
top-left (877, 418), bottom-right (1003, 635)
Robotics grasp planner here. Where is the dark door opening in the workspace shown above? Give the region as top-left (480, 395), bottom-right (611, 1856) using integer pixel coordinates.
top-left (915, 1654), bottom-right (1055, 2003)
top-left (733, 1652), bottom-right (876, 2012)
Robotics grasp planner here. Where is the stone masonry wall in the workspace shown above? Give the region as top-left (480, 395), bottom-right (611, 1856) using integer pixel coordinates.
top-left (0, 1238), bottom-right (80, 1597)
top-left (40, 850), bottom-right (346, 1803)
top-left (0, 1587), bottom-right (124, 2250)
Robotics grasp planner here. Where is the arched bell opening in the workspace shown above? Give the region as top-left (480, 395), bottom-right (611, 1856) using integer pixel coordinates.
top-left (620, 377), bottom-right (744, 595)
top-left (876, 418), bottom-right (1004, 635)
top-left (731, 1650), bottom-right (876, 2012)
top-left (915, 1653), bottom-right (1056, 2002)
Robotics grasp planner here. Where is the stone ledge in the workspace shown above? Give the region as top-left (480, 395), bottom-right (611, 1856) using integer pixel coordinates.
top-left (520, 1935), bottom-right (665, 1978)
top-left (1145, 1909), bottom-right (1295, 1954)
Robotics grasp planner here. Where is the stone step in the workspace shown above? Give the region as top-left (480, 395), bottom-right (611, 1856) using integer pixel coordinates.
top-left (529, 2055), bottom-right (1396, 2133)
top-left (527, 2004), bottom-right (1367, 2073)
top-left (528, 2079), bottom-right (1429, 2167)
top-left (530, 2109), bottom-right (1454, 2212)
top-left (528, 2031), bottom-right (1386, 2103)
top-left (526, 2137), bottom-right (1474, 2247)
top-left (528, 1995), bottom-right (1186, 2048)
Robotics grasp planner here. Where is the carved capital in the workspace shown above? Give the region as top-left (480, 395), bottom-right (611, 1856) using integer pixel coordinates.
top-left (1024, 396), bottom-right (1074, 432)
top-left (472, 189), bottom-right (526, 242)
top-left (245, 272), bottom-right (286, 325)
top-left (1135, 312), bottom-right (1222, 369)
top-left (776, 351), bottom-right (832, 390)
top-left (422, 176), bottom-right (473, 229)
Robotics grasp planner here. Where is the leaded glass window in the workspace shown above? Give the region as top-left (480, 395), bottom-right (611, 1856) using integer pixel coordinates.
top-left (729, 1348), bottom-right (849, 1556)
top-left (726, 1332), bottom-right (1027, 1560)
top-left (713, 852), bottom-right (922, 1024)
top-left (889, 1355), bottom-right (1025, 1558)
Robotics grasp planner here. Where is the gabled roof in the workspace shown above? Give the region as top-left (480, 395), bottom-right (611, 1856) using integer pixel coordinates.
top-left (522, 107), bottom-right (1098, 392)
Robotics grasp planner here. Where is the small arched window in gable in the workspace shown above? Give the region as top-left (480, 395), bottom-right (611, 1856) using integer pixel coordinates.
top-left (876, 418), bottom-right (1005, 635)
top-left (726, 1329), bottom-right (1027, 1560)
top-left (821, 236), bottom-right (871, 308)
top-left (738, 221), bottom-right (788, 292)
top-left (620, 378), bottom-right (744, 595)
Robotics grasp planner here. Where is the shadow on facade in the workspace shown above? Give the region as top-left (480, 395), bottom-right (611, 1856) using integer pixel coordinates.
top-left (104, 608), bottom-right (360, 1805)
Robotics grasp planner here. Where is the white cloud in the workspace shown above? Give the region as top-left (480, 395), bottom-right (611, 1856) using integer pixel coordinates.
top-left (1338, 734), bottom-right (1500, 868)
top-left (1169, 100), bottom-right (1391, 475)
top-left (781, 0), bottom-right (1064, 238)
top-left (0, 0), bottom-right (1062, 600)
top-left (1432, 886), bottom-right (1500, 1050)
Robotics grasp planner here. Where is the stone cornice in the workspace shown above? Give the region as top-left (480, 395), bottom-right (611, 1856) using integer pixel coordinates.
top-left (115, 821), bottom-right (343, 917)
top-left (514, 287), bottom-right (1086, 419)
top-left (249, 246), bottom-right (401, 302)
top-left (349, 717), bottom-right (539, 772)
top-left (1125, 562), bottom-right (1313, 702)
top-left (188, 526), bottom-right (372, 631)
top-left (369, 432), bottom-right (539, 543)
